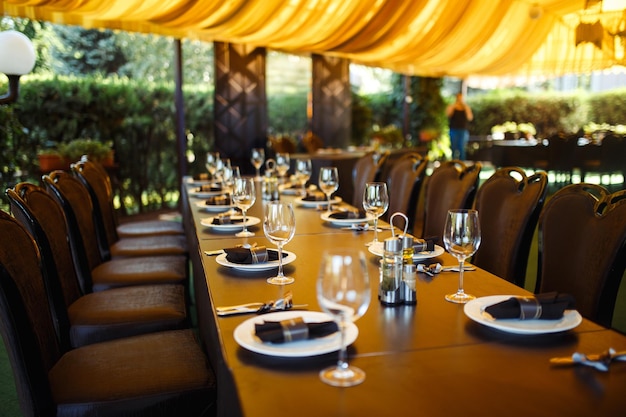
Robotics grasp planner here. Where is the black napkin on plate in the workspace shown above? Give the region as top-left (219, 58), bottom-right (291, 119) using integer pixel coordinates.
top-left (211, 214), bottom-right (243, 225)
top-left (302, 191), bottom-right (327, 201)
top-left (413, 237), bottom-right (437, 252)
top-left (329, 209), bottom-right (367, 220)
top-left (197, 184), bottom-right (222, 192)
top-left (224, 246), bottom-right (281, 264)
top-left (484, 292), bottom-right (576, 320)
top-left (255, 317), bottom-right (339, 343)
top-left (205, 194), bottom-right (232, 205)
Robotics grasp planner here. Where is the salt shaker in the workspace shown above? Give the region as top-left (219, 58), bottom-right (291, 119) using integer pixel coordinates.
top-left (379, 236), bottom-right (403, 305)
top-left (401, 263), bottom-right (417, 305)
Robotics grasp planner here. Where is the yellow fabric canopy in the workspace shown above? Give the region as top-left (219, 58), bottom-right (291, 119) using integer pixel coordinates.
top-left (1, 0), bottom-right (625, 78)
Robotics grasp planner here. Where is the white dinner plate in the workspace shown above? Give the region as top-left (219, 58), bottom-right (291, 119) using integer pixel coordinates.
top-left (234, 311), bottom-right (358, 357)
top-left (278, 183), bottom-right (306, 195)
top-left (195, 200), bottom-right (233, 213)
top-left (320, 210), bottom-right (375, 226)
top-left (200, 215), bottom-right (260, 231)
top-left (463, 295), bottom-right (582, 335)
top-left (189, 189), bottom-right (226, 198)
top-left (368, 241), bottom-right (445, 261)
top-left (185, 177), bottom-right (211, 187)
top-left (294, 196), bottom-right (342, 208)
top-left (215, 250), bottom-right (296, 271)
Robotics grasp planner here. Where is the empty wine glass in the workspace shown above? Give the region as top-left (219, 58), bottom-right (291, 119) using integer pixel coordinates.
top-left (233, 177), bottom-right (256, 237)
top-left (275, 153), bottom-right (290, 181)
top-left (221, 164), bottom-right (239, 194)
top-left (251, 148), bottom-right (265, 180)
top-left (294, 158), bottom-right (312, 194)
top-left (362, 182), bottom-right (389, 246)
top-left (206, 152), bottom-right (220, 180)
top-left (319, 167), bottom-right (339, 213)
top-left (263, 202), bottom-right (296, 285)
top-left (317, 249), bottom-right (370, 387)
top-left (443, 209), bottom-right (481, 304)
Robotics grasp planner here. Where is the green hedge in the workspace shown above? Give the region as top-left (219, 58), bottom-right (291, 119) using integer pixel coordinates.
top-left (1, 75), bottom-right (213, 213)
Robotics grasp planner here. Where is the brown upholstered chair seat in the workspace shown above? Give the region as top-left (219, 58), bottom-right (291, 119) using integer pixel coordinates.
top-left (50, 330), bottom-right (213, 411)
top-left (117, 218), bottom-right (184, 238)
top-left (91, 255), bottom-right (187, 291)
top-left (109, 234), bottom-right (188, 258)
top-left (67, 284), bottom-right (187, 347)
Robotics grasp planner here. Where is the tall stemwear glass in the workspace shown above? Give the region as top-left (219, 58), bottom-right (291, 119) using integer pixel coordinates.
top-left (233, 177), bottom-right (256, 237)
top-left (317, 249), bottom-right (370, 387)
top-left (362, 182), bottom-right (389, 246)
top-left (275, 153), bottom-right (290, 181)
top-left (443, 209), bottom-right (481, 304)
top-left (263, 202), bottom-right (296, 285)
top-left (251, 148), bottom-right (265, 180)
top-left (206, 152), bottom-right (219, 180)
top-left (318, 167), bottom-right (339, 213)
top-left (294, 158), bottom-right (312, 194)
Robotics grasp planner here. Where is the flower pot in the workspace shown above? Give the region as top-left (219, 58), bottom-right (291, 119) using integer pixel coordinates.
top-left (38, 154), bottom-right (70, 172)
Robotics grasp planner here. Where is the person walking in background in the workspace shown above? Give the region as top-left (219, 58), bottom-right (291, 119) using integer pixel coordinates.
top-left (446, 92), bottom-right (473, 160)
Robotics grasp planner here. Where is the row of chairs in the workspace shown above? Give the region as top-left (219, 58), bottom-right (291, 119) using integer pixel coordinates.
top-left (353, 152), bottom-right (626, 328)
top-left (0, 158), bottom-right (216, 416)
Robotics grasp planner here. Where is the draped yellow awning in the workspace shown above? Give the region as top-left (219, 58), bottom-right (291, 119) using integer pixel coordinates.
top-left (1, 0), bottom-right (625, 78)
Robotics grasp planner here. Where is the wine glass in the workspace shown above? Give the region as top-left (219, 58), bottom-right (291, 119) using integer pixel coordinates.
top-left (317, 249), bottom-right (370, 387)
top-left (206, 152), bottom-right (220, 180)
top-left (275, 153), bottom-right (290, 181)
top-left (294, 158), bottom-right (312, 194)
top-left (263, 202), bottom-right (296, 285)
top-left (443, 209), bottom-right (481, 304)
top-left (251, 148), bottom-right (265, 180)
top-left (233, 177), bottom-right (256, 237)
top-left (362, 182), bottom-right (389, 246)
top-left (318, 167), bottom-right (339, 213)
top-left (221, 164), bottom-right (238, 194)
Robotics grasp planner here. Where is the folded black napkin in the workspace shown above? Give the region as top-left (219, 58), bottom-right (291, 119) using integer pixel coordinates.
top-left (413, 237), bottom-right (437, 252)
top-left (329, 210), bottom-right (367, 220)
top-left (255, 317), bottom-right (339, 343)
top-left (484, 292), bottom-right (576, 320)
top-left (302, 191), bottom-right (327, 201)
top-left (197, 184), bottom-right (222, 192)
top-left (205, 194), bottom-right (232, 205)
top-left (224, 246), bottom-right (281, 264)
top-left (211, 215), bottom-right (243, 225)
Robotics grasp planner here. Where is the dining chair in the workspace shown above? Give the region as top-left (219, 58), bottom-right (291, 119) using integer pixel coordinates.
top-left (536, 184), bottom-right (626, 327)
top-left (420, 160), bottom-right (482, 242)
top-left (69, 158), bottom-right (187, 260)
top-left (351, 151), bottom-right (387, 207)
top-left (42, 171), bottom-right (188, 292)
top-left (472, 167), bottom-right (548, 287)
top-left (0, 210), bottom-right (216, 417)
top-left (384, 153), bottom-right (428, 232)
top-left (7, 183), bottom-right (188, 348)
top-left (72, 157), bottom-right (184, 239)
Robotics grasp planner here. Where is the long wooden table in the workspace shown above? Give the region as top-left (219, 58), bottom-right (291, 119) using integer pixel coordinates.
top-left (182, 179), bottom-right (626, 417)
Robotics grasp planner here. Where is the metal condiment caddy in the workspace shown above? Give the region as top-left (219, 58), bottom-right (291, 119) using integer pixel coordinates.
top-left (379, 212), bottom-right (416, 306)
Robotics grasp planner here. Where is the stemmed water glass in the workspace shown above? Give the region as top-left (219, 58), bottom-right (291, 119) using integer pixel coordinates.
top-left (221, 165), bottom-right (239, 194)
top-left (275, 153), bottom-right (290, 181)
top-left (233, 177), bottom-right (256, 237)
top-left (294, 158), bottom-right (312, 194)
top-left (443, 209), bottom-right (481, 304)
top-left (206, 152), bottom-right (219, 180)
top-left (318, 167), bottom-right (339, 213)
top-left (251, 148), bottom-right (265, 180)
top-left (362, 182), bottom-right (389, 246)
top-left (263, 202), bottom-right (296, 285)
top-left (317, 249), bottom-right (370, 387)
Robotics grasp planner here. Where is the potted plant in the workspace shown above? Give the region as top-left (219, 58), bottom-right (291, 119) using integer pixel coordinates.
top-left (38, 139), bottom-right (114, 172)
